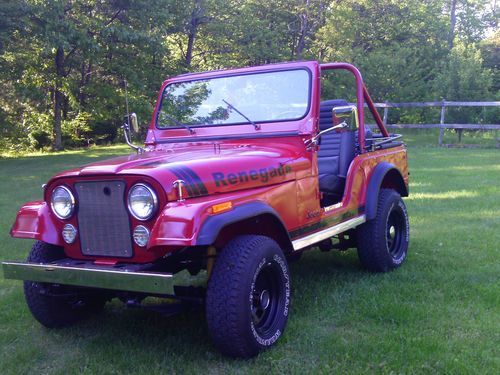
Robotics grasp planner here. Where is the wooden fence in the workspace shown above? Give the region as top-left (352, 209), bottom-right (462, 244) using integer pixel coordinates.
top-left (368, 101), bottom-right (500, 146)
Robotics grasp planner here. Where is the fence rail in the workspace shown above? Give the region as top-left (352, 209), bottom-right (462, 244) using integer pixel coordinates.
top-left (367, 100), bottom-right (500, 146)
top-left (373, 101), bottom-right (500, 108)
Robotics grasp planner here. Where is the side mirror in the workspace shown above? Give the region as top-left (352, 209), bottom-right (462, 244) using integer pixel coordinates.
top-left (129, 113), bottom-right (139, 133)
top-left (304, 104), bottom-right (358, 150)
top-left (332, 105), bottom-right (358, 130)
top-left (121, 113), bottom-right (144, 154)
top-left (305, 122), bottom-right (348, 149)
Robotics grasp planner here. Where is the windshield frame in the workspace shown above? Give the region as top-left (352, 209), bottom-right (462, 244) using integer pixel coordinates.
top-left (154, 67), bottom-right (312, 131)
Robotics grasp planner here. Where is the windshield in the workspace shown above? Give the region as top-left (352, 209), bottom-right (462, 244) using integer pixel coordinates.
top-left (157, 69), bottom-right (310, 129)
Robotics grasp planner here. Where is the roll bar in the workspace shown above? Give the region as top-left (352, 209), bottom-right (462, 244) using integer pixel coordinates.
top-left (320, 63), bottom-right (390, 153)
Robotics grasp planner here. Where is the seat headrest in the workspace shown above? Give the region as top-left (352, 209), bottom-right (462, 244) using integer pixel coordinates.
top-left (320, 99), bottom-right (349, 112)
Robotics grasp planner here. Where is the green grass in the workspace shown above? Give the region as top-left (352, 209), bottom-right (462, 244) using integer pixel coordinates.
top-left (1, 143), bottom-right (499, 374)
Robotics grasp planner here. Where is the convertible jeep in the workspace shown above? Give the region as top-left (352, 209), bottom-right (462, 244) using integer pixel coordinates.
top-left (3, 61), bottom-right (409, 358)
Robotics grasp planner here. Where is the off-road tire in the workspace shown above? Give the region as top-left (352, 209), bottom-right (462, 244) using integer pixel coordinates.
top-left (357, 189), bottom-right (409, 272)
top-left (24, 241), bottom-right (107, 328)
top-left (206, 235), bottom-right (291, 358)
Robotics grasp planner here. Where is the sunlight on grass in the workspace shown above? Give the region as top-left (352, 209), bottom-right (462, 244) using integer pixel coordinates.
top-left (11, 176), bottom-right (41, 182)
top-left (409, 181), bottom-right (432, 187)
top-left (407, 190), bottom-right (479, 200)
top-left (442, 209), bottom-right (500, 220)
top-left (452, 164), bottom-right (500, 171)
top-left (0, 144), bottom-right (129, 159)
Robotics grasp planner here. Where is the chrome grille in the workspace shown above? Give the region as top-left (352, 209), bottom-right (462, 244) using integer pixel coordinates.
top-left (75, 181), bottom-right (133, 258)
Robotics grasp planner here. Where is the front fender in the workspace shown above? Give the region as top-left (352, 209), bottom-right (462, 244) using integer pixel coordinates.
top-left (147, 200), bottom-right (206, 248)
top-left (196, 201), bottom-right (288, 245)
top-left (10, 201), bottom-right (62, 245)
top-left (147, 198), bottom-right (289, 249)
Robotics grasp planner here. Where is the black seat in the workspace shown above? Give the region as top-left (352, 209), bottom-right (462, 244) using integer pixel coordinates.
top-left (318, 100), bottom-right (356, 204)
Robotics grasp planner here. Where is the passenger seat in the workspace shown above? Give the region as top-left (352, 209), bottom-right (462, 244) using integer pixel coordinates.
top-left (317, 100), bottom-right (356, 205)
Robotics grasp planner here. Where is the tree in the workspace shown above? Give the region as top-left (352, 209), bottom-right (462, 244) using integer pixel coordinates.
top-left (1, 0), bottom-right (179, 150)
top-left (0, 0), bottom-right (496, 152)
top-left (480, 30), bottom-right (500, 93)
top-left (433, 42), bottom-right (494, 123)
top-left (315, 0), bottom-right (449, 103)
top-left (448, 0), bottom-right (457, 49)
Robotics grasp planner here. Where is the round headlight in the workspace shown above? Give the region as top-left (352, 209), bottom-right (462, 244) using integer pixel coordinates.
top-left (51, 186), bottom-right (75, 219)
top-left (128, 183), bottom-right (158, 220)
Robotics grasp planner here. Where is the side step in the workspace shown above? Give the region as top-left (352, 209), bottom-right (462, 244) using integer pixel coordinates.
top-left (291, 215), bottom-right (365, 251)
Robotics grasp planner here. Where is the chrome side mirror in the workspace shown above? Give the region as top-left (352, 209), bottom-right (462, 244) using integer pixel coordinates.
top-left (305, 105), bottom-right (358, 150)
top-left (332, 105), bottom-right (358, 130)
top-left (122, 112), bottom-right (144, 154)
top-left (129, 113), bottom-right (139, 133)
top-left (305, 122), bottom-right (348, 149)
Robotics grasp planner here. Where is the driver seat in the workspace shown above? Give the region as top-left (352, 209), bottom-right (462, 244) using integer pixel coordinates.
top-left (317, 100), bottom-right (356, 204)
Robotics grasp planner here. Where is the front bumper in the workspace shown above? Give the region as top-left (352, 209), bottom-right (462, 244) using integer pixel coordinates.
top-left (2, 260), bottom-right (206, 295)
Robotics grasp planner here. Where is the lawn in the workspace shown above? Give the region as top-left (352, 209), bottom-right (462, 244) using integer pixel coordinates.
top-left (0, 144), bottom-right (499, 374)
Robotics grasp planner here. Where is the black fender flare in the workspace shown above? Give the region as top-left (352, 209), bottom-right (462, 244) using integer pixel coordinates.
top-left (365, 162), bottom-right (408, 221)
top-left (196, 201), bottom-right (291, 246)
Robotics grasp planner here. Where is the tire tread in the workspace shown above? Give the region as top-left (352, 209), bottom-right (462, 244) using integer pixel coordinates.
top-left (206, 235), bottom-right (288, 358)
top-left (24, 241), bottom-right (105, 328)
top-left (357, 189), bottom-right (409, 272)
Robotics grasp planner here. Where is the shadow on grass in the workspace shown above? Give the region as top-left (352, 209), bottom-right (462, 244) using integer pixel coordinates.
top-left (48, 249), bottom-right (371, 361)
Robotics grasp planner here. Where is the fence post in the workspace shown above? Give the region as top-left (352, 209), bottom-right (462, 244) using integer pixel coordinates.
top-left (383, 102), bottom-right (389, 126)
top-left (438, 100), bottom-right (446, 146)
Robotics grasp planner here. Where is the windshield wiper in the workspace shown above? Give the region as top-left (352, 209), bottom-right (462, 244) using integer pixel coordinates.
top-left (223, 99), bottom-right (260, 130)
top-left (161, 113), bottom-right (195, 134)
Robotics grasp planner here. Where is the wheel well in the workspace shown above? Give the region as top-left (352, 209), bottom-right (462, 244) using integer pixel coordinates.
top-left (365, 164), bottom-right (408, 221)
top-left (380, 168), bottom-right (408, 197)
top-left (214, 214), bottom-right (293, 254)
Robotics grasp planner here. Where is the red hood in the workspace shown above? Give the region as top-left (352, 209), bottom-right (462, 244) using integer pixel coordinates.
top-left (50, 141), bottom-right (311, 199)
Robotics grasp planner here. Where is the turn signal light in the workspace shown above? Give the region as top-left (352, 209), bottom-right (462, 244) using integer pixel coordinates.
top-left (211, 201), bottom-right (233, 214)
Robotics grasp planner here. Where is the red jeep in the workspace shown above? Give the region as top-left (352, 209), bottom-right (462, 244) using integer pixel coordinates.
top-left (3, 61), bottom-right (409, 358)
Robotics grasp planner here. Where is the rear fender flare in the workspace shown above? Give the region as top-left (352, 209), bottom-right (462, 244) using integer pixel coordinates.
top-left (365, 162), bottom-right (408, 221)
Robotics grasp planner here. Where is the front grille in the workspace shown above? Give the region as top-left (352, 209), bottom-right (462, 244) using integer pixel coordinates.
top-left (75, 181), bottom-right (133, 258)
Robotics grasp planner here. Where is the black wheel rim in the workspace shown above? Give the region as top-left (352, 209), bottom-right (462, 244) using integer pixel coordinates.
top-left (386, 209), bottom-right (404, 258)
top-left (251, 263), bottom-right (283, 337)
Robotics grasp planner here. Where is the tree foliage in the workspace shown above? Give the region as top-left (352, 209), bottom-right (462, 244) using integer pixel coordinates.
top-left (0, 0), bottom-right (497, 151)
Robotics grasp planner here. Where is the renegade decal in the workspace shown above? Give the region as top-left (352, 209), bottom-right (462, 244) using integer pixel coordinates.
top-left (213, 165), bottom-right (292, 187)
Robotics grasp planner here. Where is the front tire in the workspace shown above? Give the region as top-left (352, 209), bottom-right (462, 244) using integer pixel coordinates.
top-left (206, 235), bottom-right (291, 358)
top-left (357, 189), bottom-right (409, 272)
top-left (24, 241), bottom-right (107, 328)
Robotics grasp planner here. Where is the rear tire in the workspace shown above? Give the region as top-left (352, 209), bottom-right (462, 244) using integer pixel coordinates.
top-left (24, 241), bottom-right (107, 328)
top-left (206, 235), bottom-right (290, 358)
top-left (357, 189), bottom-right (409, 272)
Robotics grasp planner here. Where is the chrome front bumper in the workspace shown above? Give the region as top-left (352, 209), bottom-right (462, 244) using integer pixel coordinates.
top-left (2, 261), bottom-right (206, 295)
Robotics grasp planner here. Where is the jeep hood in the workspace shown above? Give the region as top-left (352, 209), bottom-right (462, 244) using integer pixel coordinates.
top-left (51, 142), bottom-right (311, 199)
